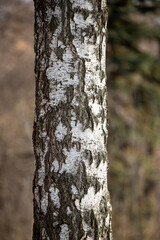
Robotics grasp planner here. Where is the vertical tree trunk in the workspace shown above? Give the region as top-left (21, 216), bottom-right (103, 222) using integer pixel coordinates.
top-left (33, 0), bottom-right (112, 239)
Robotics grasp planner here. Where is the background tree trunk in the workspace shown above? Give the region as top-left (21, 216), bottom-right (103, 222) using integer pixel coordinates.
top-left (32, 0), bottom-right (112, 239)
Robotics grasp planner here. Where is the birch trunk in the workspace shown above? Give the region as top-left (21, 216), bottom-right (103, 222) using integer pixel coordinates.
top-left (33, 0), bottom-right (112, 239)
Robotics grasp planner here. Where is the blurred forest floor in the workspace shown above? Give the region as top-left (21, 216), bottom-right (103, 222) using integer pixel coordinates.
top-left (0, 0), bottom-right (160, 240)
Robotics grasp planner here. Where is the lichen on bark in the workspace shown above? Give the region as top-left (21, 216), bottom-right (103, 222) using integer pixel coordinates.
top-left (33, 0), bottom-right (112, 239)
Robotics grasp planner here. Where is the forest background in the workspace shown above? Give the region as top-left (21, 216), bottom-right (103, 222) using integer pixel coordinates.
top-left (0, 0), bottom-right (159, 239)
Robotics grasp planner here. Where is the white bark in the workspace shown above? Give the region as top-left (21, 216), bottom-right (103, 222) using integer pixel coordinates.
top-left (33, 0), bottom-right (112, 239)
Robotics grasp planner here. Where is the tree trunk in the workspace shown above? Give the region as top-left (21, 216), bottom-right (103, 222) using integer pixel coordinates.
top-left (32, 0), bottom-right (112, 239)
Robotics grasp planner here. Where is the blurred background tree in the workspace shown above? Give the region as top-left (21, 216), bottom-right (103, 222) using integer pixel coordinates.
top-left (108, 0), bottom-right (160, 239)
top-left (0, 0), bottom-right (160, 239)
top-left (0, 1), bottom-right (34, 240)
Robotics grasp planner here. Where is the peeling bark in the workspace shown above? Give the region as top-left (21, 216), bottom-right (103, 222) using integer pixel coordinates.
top-left (33, 0), bottom-right (112, 239)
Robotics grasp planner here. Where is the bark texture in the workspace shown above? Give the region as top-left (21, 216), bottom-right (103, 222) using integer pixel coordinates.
top-left (33, 0), bottom-right (112, 239)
